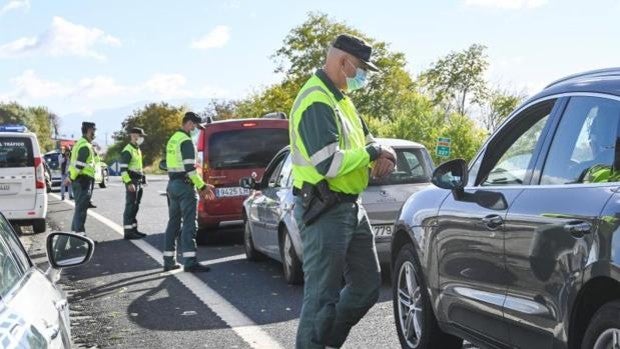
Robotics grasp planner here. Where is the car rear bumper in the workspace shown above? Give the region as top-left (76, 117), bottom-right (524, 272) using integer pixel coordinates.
top-left (376, 239), bottom-right (391, 264)
top-left (198, 212), bottom-right (243, 228)
top-left (3, 193), bottom-right (47, 220)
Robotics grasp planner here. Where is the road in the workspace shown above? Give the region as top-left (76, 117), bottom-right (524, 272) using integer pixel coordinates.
top-left (27, 176), bottom-right (474, 349)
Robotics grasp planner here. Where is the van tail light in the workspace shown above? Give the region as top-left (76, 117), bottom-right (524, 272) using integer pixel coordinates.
top-left (34, 156), bottom-right (45, 189)
top-left (242, 122), bottom-right (257, 127)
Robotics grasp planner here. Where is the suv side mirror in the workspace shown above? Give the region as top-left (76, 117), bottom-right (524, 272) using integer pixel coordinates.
top-left (46, 232), bottom-right (94, 269)
top-left (240, 176), bottom-right (258, 190)
top-left (431, 159), bottom-right (469, 191)
top-left (159, 160), bottom-right (167, 171)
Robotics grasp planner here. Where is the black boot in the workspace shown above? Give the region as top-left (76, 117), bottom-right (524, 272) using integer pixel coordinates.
top-left (184, 264), bottom-right (211, 273)
top-left (124, 231), bottom-right (145, 240)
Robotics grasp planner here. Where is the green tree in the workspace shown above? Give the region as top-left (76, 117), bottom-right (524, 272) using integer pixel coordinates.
top-left (0, 102), bottom-right (59, 152)
top-left (201, 100), bottom-right (238, 121)
top-left (482, 88), bottom-right (524, 132)
top-left (421, 44), bottom-right (489, 115)
top-left (110, 102), bottom-right (185, 166)
top-left (241, 12), bottom-right (415, 121)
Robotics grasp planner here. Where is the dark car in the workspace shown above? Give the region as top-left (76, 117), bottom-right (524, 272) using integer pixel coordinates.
top-left (391, 68), bottom-right (620, 349)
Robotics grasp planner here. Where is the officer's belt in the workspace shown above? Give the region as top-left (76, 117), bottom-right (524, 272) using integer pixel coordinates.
top-left (292, 186), bottom-right (358, 203)
top-left (169, 172), bottom-right (192, 184)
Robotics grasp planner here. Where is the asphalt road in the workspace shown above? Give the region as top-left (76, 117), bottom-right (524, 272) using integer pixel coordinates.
top-left (26, 176), bottom-right (474, 349)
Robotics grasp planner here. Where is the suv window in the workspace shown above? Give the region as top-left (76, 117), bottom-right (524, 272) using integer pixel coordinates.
top-left (478, 99), bottom-right (555, 186)
top-left (369, 148), bottom-right (432, 186)
top-left (541, 96), bottom-right (620, 184)
top-left (44, 152), bottom-right (60, 171)
top-left (261, 153), bottom-right (287, 188)
top-left (208, 129), bottom-right (289, 170)
top-left (0, 216), bottom-right (29, 270)
top-left (280, 154), bottom-right (293, 188)
top-left (0, 137), bottom-right (34, 168)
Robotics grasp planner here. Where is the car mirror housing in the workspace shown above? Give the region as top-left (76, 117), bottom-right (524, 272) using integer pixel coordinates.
top-left (46, 232), bottom-right (95, 269)
top-left (431, 159), bottom-right (469, 192)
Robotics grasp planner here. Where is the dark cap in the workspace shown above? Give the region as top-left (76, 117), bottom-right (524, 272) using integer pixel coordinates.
top-left (332, 34), bottom-right (379, 72)
top-left (81, 122), bottom-right (96, 130)
top-left (182, 112), bottom-right (204, 129)
top-left (129, 127), bottom-right (147, 136)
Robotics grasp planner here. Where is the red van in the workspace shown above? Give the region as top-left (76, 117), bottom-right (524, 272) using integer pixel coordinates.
top-left (196, 115), bottom-right (289, 242)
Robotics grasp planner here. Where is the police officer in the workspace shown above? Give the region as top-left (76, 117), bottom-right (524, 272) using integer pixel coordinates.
top-left (64, 122), bottom-right (98, 235)
top-left (290, 34), bottom-right (396, 349)
top-left (163, 112), bottom-right (215, 272)
top-left (120, 127), bottom-right (148, 240)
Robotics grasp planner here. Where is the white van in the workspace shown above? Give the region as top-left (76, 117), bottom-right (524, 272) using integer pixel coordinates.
top-left (0, 125), bottom-right (48, 233)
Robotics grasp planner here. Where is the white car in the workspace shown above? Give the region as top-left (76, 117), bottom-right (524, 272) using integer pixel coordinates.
top-left (0, 211), bottom-right (94, 348)
top-left (0, 125), bottom-right (48, 233)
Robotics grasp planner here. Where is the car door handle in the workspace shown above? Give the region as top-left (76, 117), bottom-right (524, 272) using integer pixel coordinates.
top-left (481, 215), bottom-right (503, 229)
top-left (55, 299), bottom-right (67, 311)
top-left (564, 221), bottom-right (592, 237)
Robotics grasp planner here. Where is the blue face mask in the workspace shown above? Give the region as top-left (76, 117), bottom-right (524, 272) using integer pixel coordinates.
top-left (343, 59), bottom-right (368, 92)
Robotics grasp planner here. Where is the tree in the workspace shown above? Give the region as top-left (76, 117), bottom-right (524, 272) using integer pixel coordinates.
top-left (0, 102), bottom-right (59, 152)
top-left (240, 12), bottom-right (416, 121)
top-left (110, 102), bottom-right (185, 166)
top-left (421, 44), bottom-right (489, 115)
top-left (481, 88), bottom-right (524, 132)
top-left (200, 100), bottom-right (238, 121)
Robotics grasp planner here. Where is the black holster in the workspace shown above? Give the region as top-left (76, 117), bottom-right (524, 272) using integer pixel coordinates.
top-left (299, 180), bottom-right (340, 226)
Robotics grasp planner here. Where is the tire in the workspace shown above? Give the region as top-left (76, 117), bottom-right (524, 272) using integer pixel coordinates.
top-left (244, 220), bottom-right (265, 261)
top-left (280, 227), bottom-right (303, 285)
top-left (33, 219), bottom-right (46, 234)
top-left (582, 300), bottom-right (620, 349)
top-left (98, 169), bottom-right (108, 188)
top-left (392, 243), bottom-right (462, 349)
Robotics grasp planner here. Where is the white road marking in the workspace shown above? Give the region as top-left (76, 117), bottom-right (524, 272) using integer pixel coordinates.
top-left (49, 193), bottom-right (284, 349)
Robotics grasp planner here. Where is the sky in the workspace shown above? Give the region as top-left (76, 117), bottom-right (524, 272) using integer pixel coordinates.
top-left (1, 0), bottom-right (619, 136)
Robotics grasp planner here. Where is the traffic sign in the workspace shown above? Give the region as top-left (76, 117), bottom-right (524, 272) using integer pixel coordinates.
top-left (436, 137), bottom-right (451, 158)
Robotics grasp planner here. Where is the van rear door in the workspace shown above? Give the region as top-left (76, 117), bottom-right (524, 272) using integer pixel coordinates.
top-left (0, 136), bottom-right (36, 211)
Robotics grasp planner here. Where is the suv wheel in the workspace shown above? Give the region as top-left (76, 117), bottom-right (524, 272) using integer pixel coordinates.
top-left (582, 300), bottom-right (620, 349)
top-left (280, 227), bottom-right (303, 285)
top-left (33, 219), bottom-right (46, 234)
top-left (98, 169), bottom-right (108, 188)
top-left (244, 220), bottom-right (265, 261)
top-left (393, 243), bottom-right (462, 349)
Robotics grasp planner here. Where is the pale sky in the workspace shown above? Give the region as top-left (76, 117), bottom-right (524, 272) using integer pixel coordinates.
top-left (0, 0), bottom-right (619, 118)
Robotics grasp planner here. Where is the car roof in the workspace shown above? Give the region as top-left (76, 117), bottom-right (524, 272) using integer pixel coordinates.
top-left (0, 131), bottom-right (37, 138)
top-left (526, 67), bottom-right (620, 104)
top-left (375, 137), bottom-right (425, 148)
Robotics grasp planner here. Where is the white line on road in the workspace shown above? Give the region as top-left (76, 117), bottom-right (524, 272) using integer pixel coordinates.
top-left (50, 193), bottom-right (284, 349)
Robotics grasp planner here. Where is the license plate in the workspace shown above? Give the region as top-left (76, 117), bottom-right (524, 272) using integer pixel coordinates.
top-left (216, 187), bottom-right (250, 198)
top-left (373, 224), bottom-right (393, 237)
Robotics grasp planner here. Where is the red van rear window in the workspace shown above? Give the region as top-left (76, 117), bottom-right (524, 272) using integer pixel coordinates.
top-left (208, 129), bottom-right (289, 170)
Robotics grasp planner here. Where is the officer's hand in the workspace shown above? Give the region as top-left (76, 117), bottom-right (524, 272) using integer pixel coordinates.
top-left (127, 184), bottom-right (136, 192)
top-left (63, 177), bottom-right (72, 187)
top-left (200, 184), bottom-right (216, 201)
top-left (379, 145), bottom-right (397, 162)
top-left (372, 157), bottom-right (395, 179)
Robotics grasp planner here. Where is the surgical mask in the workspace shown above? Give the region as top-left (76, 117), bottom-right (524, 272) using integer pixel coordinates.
top-left (136, 137), bottom-right (144, 146)
top-left (343, 59), bottom-right (368, 92)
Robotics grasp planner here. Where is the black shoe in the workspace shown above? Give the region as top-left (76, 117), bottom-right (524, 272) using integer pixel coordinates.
top-left (163, 264), bottom-right (182, 272)
top-left (184, 264), bottom-right (211, 273)
top-left (88, 202), bottom-right (97, 208)
top-left (135, 231), bottom-right (147, 237)
top-left (61, 196), bottom-right (65, 201)
top-left (124, 232), bottom-right (145, 240)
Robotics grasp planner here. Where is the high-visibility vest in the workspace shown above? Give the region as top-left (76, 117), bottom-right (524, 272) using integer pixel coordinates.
top-left (166, 130), bottom-right (205, 189)
top-left (120, 143), bottom-right (143, 184)
top-left (69, 137), bottom-right (95, 180)
top-left (289, 74), bottom-right (372, 194)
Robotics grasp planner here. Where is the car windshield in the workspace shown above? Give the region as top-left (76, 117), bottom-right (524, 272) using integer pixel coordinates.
top-left (0, 137), bottom-right (34, 168)
top-left (369, 147), bottom-right (432, 186)
top-left (208, 128), bottom-right (289, 170)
